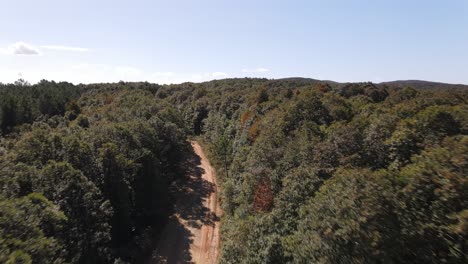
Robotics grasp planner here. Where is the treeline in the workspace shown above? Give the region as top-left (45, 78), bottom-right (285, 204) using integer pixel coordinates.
top-left (160, 78), bottom-right (468, 263)
top-left (0, 83), bottom-right (188, 263)
top-left (0, 80), bottom-right (84, 135)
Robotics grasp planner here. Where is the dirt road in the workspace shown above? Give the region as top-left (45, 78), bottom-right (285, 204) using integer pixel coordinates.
top-left (148, 141), bottom-right (221, 264)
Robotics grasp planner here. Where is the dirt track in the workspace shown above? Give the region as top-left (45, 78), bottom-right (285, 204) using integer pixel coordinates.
top-left (148, 141), bottom-right (221, 264)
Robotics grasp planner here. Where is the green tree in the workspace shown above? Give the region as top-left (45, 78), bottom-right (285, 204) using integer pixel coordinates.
top-left (285, 169), bottom-right (400, 263)
top-left (0, 193), bottom-right (67, 264)
top-left (395, 136), bottom-right (468, 263)
top-left (35, 161), bottom-right (112, 263)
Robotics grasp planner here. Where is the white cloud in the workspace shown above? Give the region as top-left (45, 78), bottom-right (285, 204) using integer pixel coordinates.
top-left (0, 42), bottom-right (41, 55)
top-left (212, 72), bottom-right (228, 78)
top-left (0, 42), bottom-right (90, 56)
top-left (0, 61), bottom-right (229, 85)
top-left (12, 42), bottom-right (41, 55)
top-left (0, 64), bottom-right (144, 84)
top-left (152, 72), bottom-right (176, 77)
top-left (241, 67), bottom-right (270, 73)
top-left (149, 71), bottom-right (228, 84)
top-left (115, 66), bottom-right (141, 76)
top-left (40, 45), bottom-right (90, 52)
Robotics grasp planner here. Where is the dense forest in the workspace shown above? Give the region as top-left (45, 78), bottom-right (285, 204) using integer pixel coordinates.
top-left (1, 78), bottom-right (467, 263)
top-left (0, 80), bottom-right (189, 263)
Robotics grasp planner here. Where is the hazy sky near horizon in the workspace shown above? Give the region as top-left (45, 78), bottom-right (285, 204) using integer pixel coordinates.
top-left (0, 0), bottom-right (467, 84)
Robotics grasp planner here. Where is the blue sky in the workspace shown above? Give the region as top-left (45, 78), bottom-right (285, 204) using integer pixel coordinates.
top-left (1, 0), bottom-right (467, 84)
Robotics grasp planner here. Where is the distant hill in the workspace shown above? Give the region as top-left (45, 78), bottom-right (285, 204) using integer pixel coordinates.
top-left (275, 77), bottom-right (338, 84)
top-left (379, 80), bottom-right (468, 90)
top-left (262, 78), bottom-right (468, 91)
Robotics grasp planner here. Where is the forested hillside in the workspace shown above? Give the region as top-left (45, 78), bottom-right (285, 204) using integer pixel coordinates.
top-left (1, 78), bottom-right (467, 263)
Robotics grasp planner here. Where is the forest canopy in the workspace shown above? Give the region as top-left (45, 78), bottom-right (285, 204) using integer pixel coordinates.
top-left (0, 78), bottom-right (467, 263)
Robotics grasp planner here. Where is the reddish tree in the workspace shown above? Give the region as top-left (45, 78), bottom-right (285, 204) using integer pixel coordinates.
top-left (253, 177), bottom-right (274, 212)
top-left (248, 120), bottom-right (261, 144)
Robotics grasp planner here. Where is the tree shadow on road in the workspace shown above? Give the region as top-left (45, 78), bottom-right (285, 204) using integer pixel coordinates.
top-left (149, 217), bottom-right (194, 264)
top-left (174, 150), bottom-right (220, 228)
top-left (148, 142), bottom-right (220, 264)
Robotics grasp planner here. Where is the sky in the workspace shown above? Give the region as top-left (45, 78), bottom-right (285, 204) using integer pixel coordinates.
top-left (0, 0), bottom-right (467, 85)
